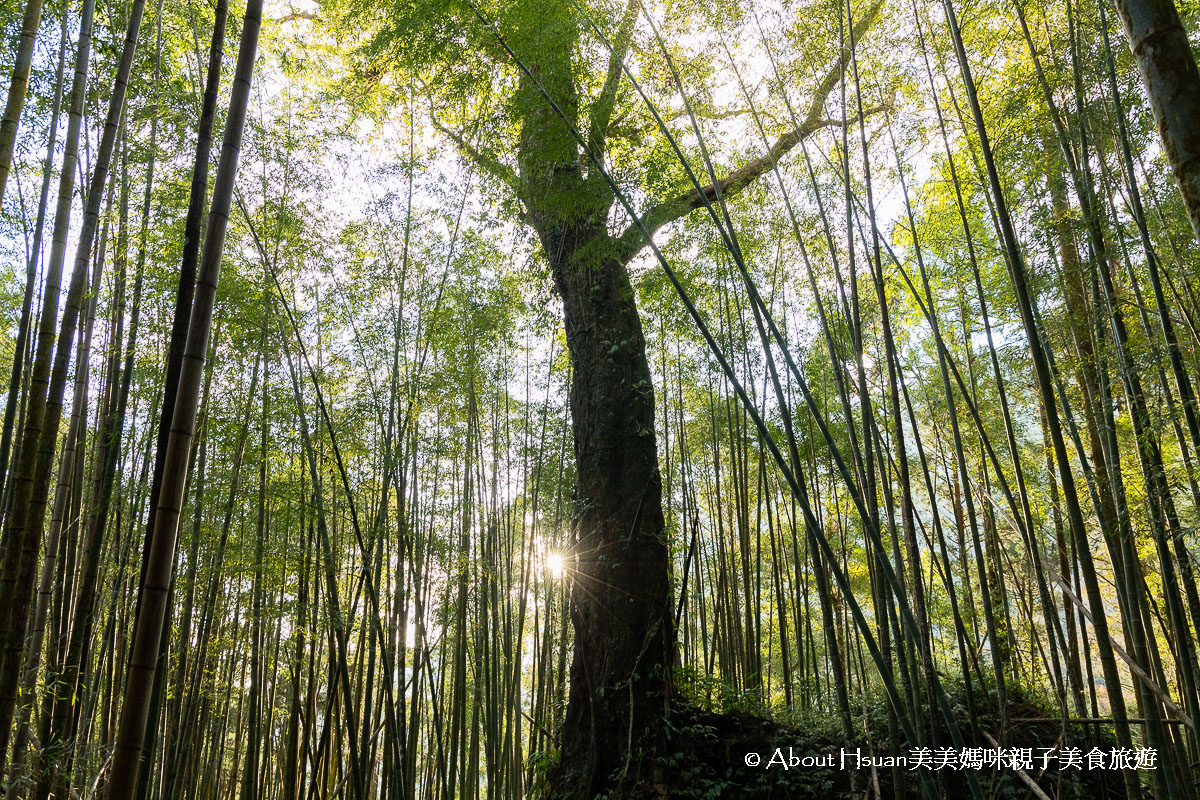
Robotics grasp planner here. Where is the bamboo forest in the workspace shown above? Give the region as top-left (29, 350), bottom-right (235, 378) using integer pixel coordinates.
top-left (3, 0), bottom-right (1200, 795)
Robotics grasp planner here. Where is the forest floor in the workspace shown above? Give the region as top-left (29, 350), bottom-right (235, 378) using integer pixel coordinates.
top-left (645, 680), bottom-right (1131, 799)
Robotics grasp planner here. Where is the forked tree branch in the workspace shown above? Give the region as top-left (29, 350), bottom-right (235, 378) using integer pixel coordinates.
top-left (588, 0), bottom-right (643, 155)
top-left (614, 0), bottom-right (885, 265)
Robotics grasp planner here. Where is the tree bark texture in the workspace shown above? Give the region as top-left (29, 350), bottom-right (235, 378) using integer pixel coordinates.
top-left (1111, 0), bottom-right (1200, 239)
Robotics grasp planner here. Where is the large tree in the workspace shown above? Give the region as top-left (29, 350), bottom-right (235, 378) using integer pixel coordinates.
top-left (347, 0), bottom-right (879, 794)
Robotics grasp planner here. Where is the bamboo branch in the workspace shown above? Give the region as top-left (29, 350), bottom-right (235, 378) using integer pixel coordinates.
top-left (1045, 558), bottom-right (1195, 731)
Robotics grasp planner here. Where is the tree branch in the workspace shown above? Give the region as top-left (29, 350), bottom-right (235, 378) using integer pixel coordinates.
top-left (614, 0), bottom-right (885, 265)
top-left (587, 0), bottom-right (643, 155)
top-left (269, 9), bottom-right (315, 24)
top-left (428, 105), bottom-right (522, 199)
top-left (608, 106), bottom-right (761, 145)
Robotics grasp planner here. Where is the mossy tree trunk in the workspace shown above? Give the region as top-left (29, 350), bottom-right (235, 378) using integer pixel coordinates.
top-left (512, 10), bottom-right (673, 795)
top-left (498, 2), bottom-right (876, 793)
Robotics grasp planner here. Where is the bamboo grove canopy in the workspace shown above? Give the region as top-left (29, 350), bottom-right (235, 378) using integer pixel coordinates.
top-left (0, 0), bottom-right (1199, 797)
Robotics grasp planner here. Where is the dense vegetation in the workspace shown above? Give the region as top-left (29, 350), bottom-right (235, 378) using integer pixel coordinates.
top-left (0, 0), bottom-right (1199, 796)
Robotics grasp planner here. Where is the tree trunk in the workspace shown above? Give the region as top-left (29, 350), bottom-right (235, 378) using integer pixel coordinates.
top-left (103, 0), bottom-right (261, 792)
top-left (0, 0), bottom-right (46, 211)
top-left (506, 6), bottom-right (673, 794)
top-left (1109, 0), bottom-right (1200, 239)
top-left (549, 231), bottom-right (674, 798)
top-left (0, 0), bottom-right (96, 756)
top-left (499, 1), bottom-right (879, 793)
top-left (0, 14), bottom-right (67, 505)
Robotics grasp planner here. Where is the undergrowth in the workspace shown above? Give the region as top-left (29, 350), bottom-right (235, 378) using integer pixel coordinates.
top-left (633, 669), bottom-right (1133, 798)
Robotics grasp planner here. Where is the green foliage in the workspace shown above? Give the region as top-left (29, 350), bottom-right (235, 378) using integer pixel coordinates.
top-left (3, 0), bottom-right (1199, 794)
